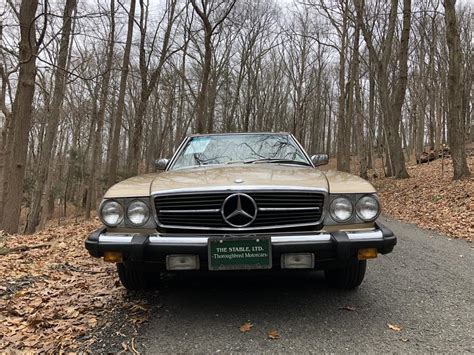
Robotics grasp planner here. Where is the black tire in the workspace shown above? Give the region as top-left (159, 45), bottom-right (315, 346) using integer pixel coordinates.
top-left (324, 260), bottom-right (367, 290)
top-left (116, 263), bottom-right (160, 291)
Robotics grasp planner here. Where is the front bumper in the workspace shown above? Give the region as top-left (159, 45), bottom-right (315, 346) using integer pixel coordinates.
top-left (85, 222), bottom-right (396, 270)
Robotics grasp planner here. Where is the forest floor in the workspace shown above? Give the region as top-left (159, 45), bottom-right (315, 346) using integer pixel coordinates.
top-left (0, 220), bottom-right (151, 352)
top-left (370, 155), bottom-right (473, 241)
top-left (0, 156), bottom-right (472, 352)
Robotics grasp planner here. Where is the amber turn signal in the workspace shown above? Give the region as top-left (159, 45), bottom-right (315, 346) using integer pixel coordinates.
top-left (103, 251), bottom-right (123, 263)
top-left (358, 248), bottom-right (378, 260)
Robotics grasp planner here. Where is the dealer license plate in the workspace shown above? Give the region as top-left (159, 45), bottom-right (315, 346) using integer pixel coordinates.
top-left (208, 236), bottom-right (272, 271)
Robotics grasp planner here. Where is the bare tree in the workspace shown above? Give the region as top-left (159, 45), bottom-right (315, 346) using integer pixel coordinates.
top-left (0, 0), bottom-right (40, 234)
top-left (355, 0), bottom-right (411, 178)
top-left (127, 0), bottom-right (179, 175)
top-left (444, 0), bottom-right (471, 179)
top-left (24, 0), bottom-right (77, 233)
top-left (85, 0), bottom-right (116, 219)
top-left (190, 0), bottom-right (236, 133)
top-left (107, 0), bottom-right (136, 186)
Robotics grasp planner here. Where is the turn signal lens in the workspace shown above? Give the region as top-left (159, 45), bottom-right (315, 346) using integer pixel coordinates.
top-left (104, 251), bottom-right (123, 263)
top-left (358, 248), bottom-right (377, 260)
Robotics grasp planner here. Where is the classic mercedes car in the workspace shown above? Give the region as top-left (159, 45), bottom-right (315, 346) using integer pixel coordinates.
top-left (85, 133), bottom-right (396, 290)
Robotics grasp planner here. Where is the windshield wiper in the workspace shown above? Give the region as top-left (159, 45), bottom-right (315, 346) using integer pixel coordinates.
top-left (242, 158), bottom-right (311, 166)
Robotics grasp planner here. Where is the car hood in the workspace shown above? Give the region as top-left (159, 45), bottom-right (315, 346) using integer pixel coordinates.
top-left (104, 164), bottom-right (376, 198)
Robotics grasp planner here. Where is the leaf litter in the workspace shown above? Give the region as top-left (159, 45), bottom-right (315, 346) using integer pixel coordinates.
top-left (370, 156), bottom-right (473, 241)
top-left (0, 219), bottom-right (151, 352)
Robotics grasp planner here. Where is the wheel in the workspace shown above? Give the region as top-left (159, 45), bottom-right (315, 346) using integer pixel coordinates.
top-left (116, 263), bottom-right (160, 290)
top-left (324, 260), bottom-right (367, 290)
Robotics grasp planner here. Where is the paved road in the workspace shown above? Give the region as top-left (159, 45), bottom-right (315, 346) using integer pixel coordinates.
top-left (117, 217), bottom-right (474, 353)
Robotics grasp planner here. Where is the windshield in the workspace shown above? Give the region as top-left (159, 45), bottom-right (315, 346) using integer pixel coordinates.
top-left (170, 134), bottom-right (309, 170)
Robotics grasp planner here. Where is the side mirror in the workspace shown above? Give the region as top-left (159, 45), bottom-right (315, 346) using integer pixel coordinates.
top-left (154, 158), bottom-right (169, 171)
top-left (310, 154), bottom-right (329, 167)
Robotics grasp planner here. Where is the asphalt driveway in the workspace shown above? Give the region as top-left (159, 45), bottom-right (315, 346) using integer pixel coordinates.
top-left (94, 217), bottom-right (474, 353)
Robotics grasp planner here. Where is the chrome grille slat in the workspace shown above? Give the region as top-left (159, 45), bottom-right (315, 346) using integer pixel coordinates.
top-left (154, 190), bottom-right (325, 231)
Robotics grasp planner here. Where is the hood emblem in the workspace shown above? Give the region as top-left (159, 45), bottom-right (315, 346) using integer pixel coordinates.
top-left (234, 178), bottom-right (244, 184)
top-left (221, 193), bottom-right (257, 228)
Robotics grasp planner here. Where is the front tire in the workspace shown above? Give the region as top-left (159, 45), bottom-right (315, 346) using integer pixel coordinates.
top-left (116, 263), bottom-right (160, 290)
top-left (324, 260), bottom-right (367, 290)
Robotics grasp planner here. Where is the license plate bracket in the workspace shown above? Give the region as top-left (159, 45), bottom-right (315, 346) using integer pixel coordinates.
top-left (208, 236), bottom-right (272, 271)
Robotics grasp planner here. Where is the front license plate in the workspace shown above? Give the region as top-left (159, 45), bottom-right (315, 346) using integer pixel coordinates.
top-left (208, 236), bottom-right (272, 271)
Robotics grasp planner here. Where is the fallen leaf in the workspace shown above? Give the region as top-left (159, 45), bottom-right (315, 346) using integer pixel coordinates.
top-left (129, 316), bottom-right (147, 325)
top-left (339, 305), bottom-right (356, 311)
top-left (388, 324), bottom-right (402, 332)
top-left (129, 303), bottom-right (149, 312)
top-left (400, 338), bottom-right (409, 342)
top-left (239, 322), bottom-right (253, 332)
top-left (267, 330), bottom-right (280, 340)
top-left (87, 317), bottom-right (98, 327)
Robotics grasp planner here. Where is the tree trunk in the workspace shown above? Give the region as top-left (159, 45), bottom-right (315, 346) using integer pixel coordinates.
top-left (107, 0), bottom-right (136, 186)
top-left (128, 0), bottom-right (176, 175)
top-left (24, 0), bottom-right (76, 233)
top-left (85, 0), bottom-right (115, 219)
top-left (444, 0), bottom-right (471, 179)
top-left (355, 0), bottom-right (410, 178)
top-left (0, 0), bottom-right (39, 234)
top-left (335, 1), bottom-right (350, 172)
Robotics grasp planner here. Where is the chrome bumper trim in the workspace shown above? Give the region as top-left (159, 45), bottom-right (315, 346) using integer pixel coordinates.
top-left (97, 229), bottom-right (383, 246)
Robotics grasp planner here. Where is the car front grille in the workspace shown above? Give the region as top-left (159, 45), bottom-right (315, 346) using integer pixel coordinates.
top-left (154, 191), bottom-right (325, 231)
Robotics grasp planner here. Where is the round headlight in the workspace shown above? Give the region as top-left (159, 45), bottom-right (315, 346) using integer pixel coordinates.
top-left (100, 200), bottom-right (124, 226)
top-left (330, 197), bottom-right (353, 222)
top-left (356, 195), bottom-right (380, 221)
top-left (126, 200), bottom-right (150, 226)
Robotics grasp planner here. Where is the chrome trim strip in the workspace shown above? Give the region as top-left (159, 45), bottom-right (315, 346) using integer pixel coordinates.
top-left (259, 207), bottom-right (320, 212)
top-left (99, 235), bottom-right (134, 243)
top-left (149, 236), bottom-right (208, 245)
top-left (165, 136), bottom-right (191, 171)
top-left (289, 133), bottom-right (315, 168)
top-left (97, 229), bottom-right (384, 246)
top-left (159, 209), bottom-right (220, 214)
top-left (347, 230), bottom-right (383, 240)
top-left (152, 186), bottom-right (328, 195)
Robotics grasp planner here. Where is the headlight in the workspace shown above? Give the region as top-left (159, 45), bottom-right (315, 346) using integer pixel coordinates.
top-left (356, 195), bottom-right (380, 221)
top-left (100, 200), bottom-right (124, 226)
top-left (126, 200), bottom-right (150, 226)
top-left (330, 197), bottom-right (353, 222)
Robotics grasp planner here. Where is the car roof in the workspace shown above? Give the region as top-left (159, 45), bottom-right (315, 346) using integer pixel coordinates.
top-left (188, 132), bottom-right (291, 138)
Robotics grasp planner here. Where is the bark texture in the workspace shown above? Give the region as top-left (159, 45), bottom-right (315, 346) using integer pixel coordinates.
top-left (444, 0), bottom-right (471, 180)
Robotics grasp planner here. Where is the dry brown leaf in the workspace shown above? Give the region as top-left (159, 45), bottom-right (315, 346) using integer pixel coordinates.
top-left (239, 322), bottom-right (253, 332)
top-left (339, 305), bottom-right (356, 311)
top-left (0, 220), bottom-right (138, 352)
top-left (267, 330), bottom-right (281, 340)
top-left (371, 156), bottom-right (473, 241)
top-left (388, 324), bottom-right (402, 332)
top-left (129, 303), bottom-right (149, 312)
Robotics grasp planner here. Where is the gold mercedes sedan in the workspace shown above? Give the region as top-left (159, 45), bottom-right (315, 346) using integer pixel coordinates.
top-left (85, 133), bottom-right (396, 290)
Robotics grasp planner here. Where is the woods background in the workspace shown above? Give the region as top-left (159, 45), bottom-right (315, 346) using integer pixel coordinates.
top-left (0, 0), bottom-right (472, 234)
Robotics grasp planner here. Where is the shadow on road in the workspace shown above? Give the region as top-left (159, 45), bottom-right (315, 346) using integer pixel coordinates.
top-left (139, 270), bottom-right (358, 314)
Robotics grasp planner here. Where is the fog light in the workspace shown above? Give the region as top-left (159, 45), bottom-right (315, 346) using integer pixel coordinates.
top-left (281, 253), bottom-right (314, 269)
top-left (358, 248), bottom-right (378, 260)
top-left (166, 255), bottom-right (200, 270)
top-left (103, 251), bottom-right (123, 263)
